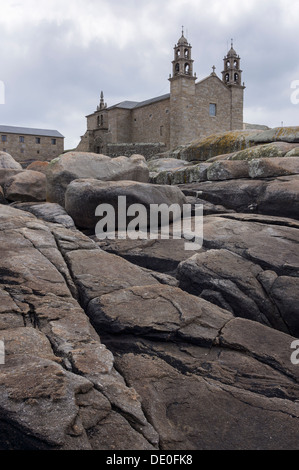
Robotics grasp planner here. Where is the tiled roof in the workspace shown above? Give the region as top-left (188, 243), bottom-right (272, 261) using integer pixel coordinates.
top-left (0, 125), bottom-right (64, 138)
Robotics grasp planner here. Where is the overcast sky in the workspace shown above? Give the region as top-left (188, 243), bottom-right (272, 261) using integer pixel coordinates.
top-left (0, 0), bottom-right (299, 150)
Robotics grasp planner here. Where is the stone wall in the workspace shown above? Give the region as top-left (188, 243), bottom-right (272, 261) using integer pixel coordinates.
top-left (107, 142), bottom-right (167, 160)
top-left (0, 133), bottom-right (64, 164)
top-left (131, 98), bottom-right (170, 148)
top-left (195, 76), bottom-right (234, 138)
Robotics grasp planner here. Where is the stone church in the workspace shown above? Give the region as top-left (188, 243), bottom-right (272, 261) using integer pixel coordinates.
top-left (77, 31), bottom-right (245, 158)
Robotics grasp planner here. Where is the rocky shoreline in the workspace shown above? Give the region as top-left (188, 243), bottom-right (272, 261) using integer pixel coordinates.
top-left (1, 127), bottom-right (299, 450)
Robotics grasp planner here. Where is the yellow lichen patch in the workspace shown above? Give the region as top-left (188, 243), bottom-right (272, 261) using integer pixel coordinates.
top-left (181, 130), bottom-right (259, 161)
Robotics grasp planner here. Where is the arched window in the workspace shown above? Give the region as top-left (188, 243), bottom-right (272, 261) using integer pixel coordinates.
top-left (184, 49), bottom-right (189, 58)
top-left (176, 49), bottom-right (181, 58)
top-left (175, 63), bottom-right (180, 74)
top-left (101, 115), bottom-right (104, 126)
top-left (97, 116), bottom-right (100, 127)
top-left (184, 63), bottom-right (190, 74)
top-left (234, 60), bottom-right (238, 68)
top-left (234, 73), bottom-right (239, 82)
top-left (227, 61), bottom-right (230, 68)
top-left (225, 73), bottom-right (229, 82)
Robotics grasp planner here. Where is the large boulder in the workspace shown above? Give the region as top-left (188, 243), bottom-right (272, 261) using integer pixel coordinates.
top-left (64, 179), bottom-right (187, 230)
top-left (27, 161), bottom-right (49, 175)
top-left (4, 170), bottom-right (46, 202)
top-left (46, 152), bottom-right (149, 207)
top-left (0, 151), bottom-right (22, 170)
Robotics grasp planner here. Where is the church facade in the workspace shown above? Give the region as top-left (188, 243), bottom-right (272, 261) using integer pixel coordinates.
top-left (77, 31), bottom-right (245, 157)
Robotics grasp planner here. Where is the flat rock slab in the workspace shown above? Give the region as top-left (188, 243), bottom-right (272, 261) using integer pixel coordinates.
top-left (2, 204), bottom-right (299, 450)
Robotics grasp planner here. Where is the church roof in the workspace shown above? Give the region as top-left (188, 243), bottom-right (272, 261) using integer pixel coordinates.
top-left (0, 125), bottom-right (64, 138)
top-left (134, 93), bottom-right (170, 109)
top-left (107, 100), bottom-right (139, 110)
top-left (106, 93), bottom-right (170, 111)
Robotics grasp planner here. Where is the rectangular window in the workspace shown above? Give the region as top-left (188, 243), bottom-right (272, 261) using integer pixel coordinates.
top-left (36, 137), bottom-right (41, 144)
top-left (1, 135), bottom-right (7, 142)
top-left (160, 126), bottom-right (164, 136)
top-left (19, 136), bottom-right (25, 143)
top-left (51, 139), bottom-right (56, 145)
top-left (209, 103), bottom-right (217, 117)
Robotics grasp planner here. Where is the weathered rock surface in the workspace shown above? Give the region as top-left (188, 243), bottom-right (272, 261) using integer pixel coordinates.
top-left (207, 160), bottom-right (249, 180)
top-left (64, 179), bottom-right (187, 229)
top-left (4, 170), bottom-right (46, 202)
top-left (179, 175), bottom-right (299, 219)
top-left (229, 141), bottom-right (298, 161)
top-left (0, 186), bottom-right (5, 204)
top-left (150, 162), bottom-right (211, 185)
top-left (249, 126), bottom-right (299, 144)
top-left (27, 161), bottom-right (49, 174)
top-left (1, 204), bottom-right (299, 450)
top-left (177, 213), bottom-right (299, 336)
top-left (0, 151), bottom-right (23, 170)
top-left (248, 157), bottom-right (299, 178)
top-left (46, 152), bottom-right (149, 207)
top-left (0, 205), bottom-right (158, 450)
top-left (171, 129), bottom-right (260, 162)
top-left (11, 201), bottom-right (75, 228)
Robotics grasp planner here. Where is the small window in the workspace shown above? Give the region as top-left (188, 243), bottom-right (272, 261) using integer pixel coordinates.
top-left (209, 103), bottom-right (217, 117)
top-left (20, 149), bottom-right (24, 154)
top-left (36, 137), bottom-right (41, 144)
top-left (51, 139), bottom-right (56, 145)
top-left (19, 136), bottom-right (25, 143)
top-left (1, 135), bottom-right (7, 142)
top-left (160, 126), bottom-right (164, 136)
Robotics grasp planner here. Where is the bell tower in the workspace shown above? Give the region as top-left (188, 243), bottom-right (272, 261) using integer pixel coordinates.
top-left (171, 27), bottom-right (195, 79)
top-left (222, 40), bottom-right (245, 130)
top-left (169, 28), bottom-right (197, 149)
top-left (222, 40), bottom-right (243, 86)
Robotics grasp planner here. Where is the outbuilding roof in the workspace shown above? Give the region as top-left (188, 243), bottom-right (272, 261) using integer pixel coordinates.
top-left (0, 125), bottom-right (64, 138)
